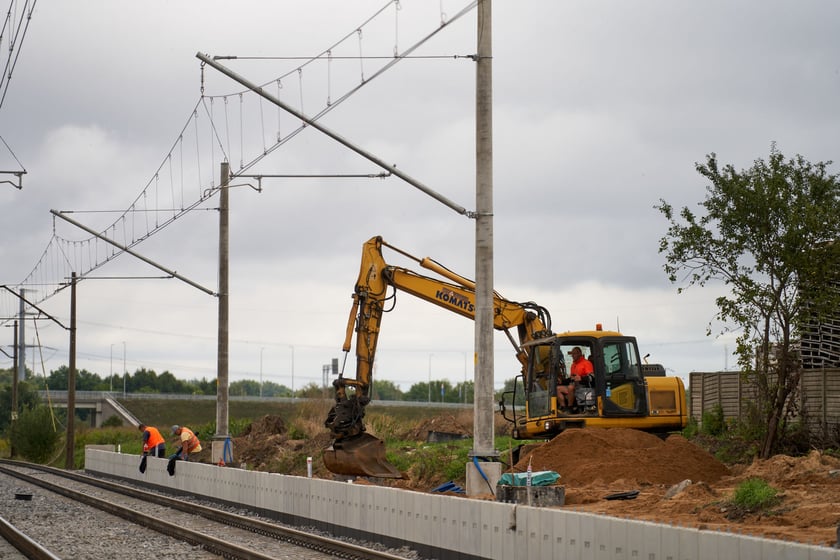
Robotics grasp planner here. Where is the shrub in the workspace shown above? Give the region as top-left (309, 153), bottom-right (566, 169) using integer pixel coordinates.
top-left (730, 478), bottom-right (780, 511)
top-left (700, 404), bottom-right (726, 436)
top-left (101, 415), bottom-right (124, 427)
top-left (682, 417), bottom-right (699, 439)
top-left (11, 406), bottom-right (61, 463)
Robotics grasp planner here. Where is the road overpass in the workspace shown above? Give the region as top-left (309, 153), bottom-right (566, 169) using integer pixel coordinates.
top-left (38, 391), bottom-right (140, 428)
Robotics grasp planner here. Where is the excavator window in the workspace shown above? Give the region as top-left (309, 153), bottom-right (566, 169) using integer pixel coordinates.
top-left (603, 340), bottom-right (644, 411)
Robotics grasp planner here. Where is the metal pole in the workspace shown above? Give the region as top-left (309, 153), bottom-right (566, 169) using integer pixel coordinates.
top-left (260, 347), bottom-right (264, 398)
top-left (122, 341), bottom-right (126, 397)
top-left (464, 352), bottom-right (468, 404)
top-left (428, 354), bottom-right (433, 403)
top-left (473, 0), bottom-right (496, 459)
top-left (109, 344), bottom-right (114, 392)
top-left (290, 345), bottom-right (295, 398)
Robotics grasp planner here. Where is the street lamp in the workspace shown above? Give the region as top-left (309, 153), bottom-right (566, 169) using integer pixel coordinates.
top-left (109, 343), bottom-right (115, 392)
top-left (428, 354), bottom-right (433, 403)
top-left (288, 345), bottom-right (295, 398)
top-left (260, 347), bottom-right (265, 398)
top-left (464, 352), bottom-right (469, 404)
top-left (122, 341), bottom-right (126, 397)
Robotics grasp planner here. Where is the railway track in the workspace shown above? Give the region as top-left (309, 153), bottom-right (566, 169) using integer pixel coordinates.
top-left (0, 459), bottom-right (411, 560)
top-left (0, 513), bottom-right (60, 560)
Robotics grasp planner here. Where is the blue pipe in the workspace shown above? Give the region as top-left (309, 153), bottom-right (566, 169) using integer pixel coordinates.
top-left (223, 437), bottom-right (233, 464)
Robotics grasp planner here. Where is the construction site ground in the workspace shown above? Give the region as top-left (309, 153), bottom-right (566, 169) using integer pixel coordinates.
top-left (191, 413), bottom-right (840, 549)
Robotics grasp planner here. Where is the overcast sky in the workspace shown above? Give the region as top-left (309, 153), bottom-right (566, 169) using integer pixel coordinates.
top-left (1, 1), bottom-right (839, 394)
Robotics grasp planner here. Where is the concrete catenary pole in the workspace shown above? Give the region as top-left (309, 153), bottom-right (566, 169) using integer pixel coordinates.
top-left (10, 320), bottom-right (17, 457)
top-left (213, 162), bottom-right (230, 462)
top-left (17, 292), bottom-right (24, 382)
top-left (65, 272), bottom-right (77, 469)
top-left (467, 0), bottom-right (501, 494)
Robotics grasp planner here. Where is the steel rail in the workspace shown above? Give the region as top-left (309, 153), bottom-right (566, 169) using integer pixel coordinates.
top-left (0, 460), bottom-right (407, 560)
top-left (0, 514), bottom-right (61, 560)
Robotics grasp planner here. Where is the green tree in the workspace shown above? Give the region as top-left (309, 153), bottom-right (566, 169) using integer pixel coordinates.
top-left (656, 146), bottom-right (840, 458)
top-left (296, 382), bottom-right (329, 399)
top-left (453, 380), bottom-right (474, 404)
top-left (371, 379), bottom-right (404, 401)
top-left (43, 365), bottom-right (104, 390)
top-left (157, 371), bottom-right (186, 394)
top-left (130, 368), bottom-right (159, 392)
top-left (260, 381), bottom-right (292, 397)
top-left (185, 377), bottom-right (217, 395)
top-left (10, 405), bottom-right (60, 463)
top-left (230, 379), bottom-right (262, 396)
top-left (0, 379), bottom-right (41, 433)
top-left (404, 381), bottom-right (431, 402)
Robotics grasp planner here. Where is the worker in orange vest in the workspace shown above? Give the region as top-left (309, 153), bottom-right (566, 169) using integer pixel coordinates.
top-left (170, 425), bottom-right (202, 461)
top-left (139, 423), bottom-right (166, 457)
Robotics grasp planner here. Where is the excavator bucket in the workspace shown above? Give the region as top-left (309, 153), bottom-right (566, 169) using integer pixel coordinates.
top-left (323, 433), bottom-right (405, 478)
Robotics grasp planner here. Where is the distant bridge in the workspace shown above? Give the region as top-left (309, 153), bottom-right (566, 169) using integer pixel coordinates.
top-left (38, 391), bottom-right (470, 428)
top-left (38, 391), bottom-right (140, 428)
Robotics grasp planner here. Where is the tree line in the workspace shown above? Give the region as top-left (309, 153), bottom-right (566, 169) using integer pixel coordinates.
top-left (0, 365), bottom-right (490, 433)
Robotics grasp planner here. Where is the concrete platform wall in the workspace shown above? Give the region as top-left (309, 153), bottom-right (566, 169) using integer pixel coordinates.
top-left (85, 449), bottom-right (839, 560)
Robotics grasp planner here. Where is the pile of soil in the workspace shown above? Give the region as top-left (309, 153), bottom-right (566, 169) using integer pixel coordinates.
top-left (512, 428), bottom-right (840, 547)
top-left (232, 415), bottom-right (293, 470)
top-left (512, 428), bottom-right (730, 486)
top-left (402, 413), bottom-right (472, 441)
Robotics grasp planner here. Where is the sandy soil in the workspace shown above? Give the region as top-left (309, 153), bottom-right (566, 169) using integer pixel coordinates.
top-left (198, 415), bottom-right (840, 548)
top-left (512, 428), bottom-right (840, 548)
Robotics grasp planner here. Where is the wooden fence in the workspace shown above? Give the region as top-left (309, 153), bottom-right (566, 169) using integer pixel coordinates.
top-left (689, 368), bottom-right (840, 436)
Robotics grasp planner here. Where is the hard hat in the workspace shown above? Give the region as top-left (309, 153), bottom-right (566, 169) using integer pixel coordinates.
top-left (171, 425), bottom-right (180, 434)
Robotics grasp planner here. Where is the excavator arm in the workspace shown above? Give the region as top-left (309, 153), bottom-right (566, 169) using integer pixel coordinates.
top-left (323, 236), bottom-right (552, 477)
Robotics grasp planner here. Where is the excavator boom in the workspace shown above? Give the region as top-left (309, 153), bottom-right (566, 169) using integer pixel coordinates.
top-left (323, 236), bottom-right (551, 478)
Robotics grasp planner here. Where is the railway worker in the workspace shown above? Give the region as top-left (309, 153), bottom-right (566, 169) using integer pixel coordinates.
top-left (557, 346), bottom-right (594, 410)
top-left (139, 423), bottom-right (166, 458)
top-left (170, 425), bottom-right (202, 461)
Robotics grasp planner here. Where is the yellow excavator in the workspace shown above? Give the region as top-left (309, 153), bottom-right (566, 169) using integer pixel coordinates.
top-left (323, 236), bottom-right (688, 477)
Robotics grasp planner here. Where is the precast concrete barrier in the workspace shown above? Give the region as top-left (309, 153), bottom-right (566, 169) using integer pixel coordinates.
top-left (86, 449), bottom-right (839, 560)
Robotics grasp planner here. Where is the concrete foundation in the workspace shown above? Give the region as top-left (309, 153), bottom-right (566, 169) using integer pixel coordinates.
top-left (495, 484), bottom-right (565, 507)
top-left (211, 438), bottom-right (232, 465)
top-left (465, 460), bottom-right (502, 497)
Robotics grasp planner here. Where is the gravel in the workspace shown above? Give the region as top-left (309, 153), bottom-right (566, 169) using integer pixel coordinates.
top-left (1, 470), bottom-right (243, 559)
top-left (0, 468), bottom-right (419, 559)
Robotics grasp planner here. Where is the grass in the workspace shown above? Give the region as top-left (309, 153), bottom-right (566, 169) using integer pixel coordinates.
top-left (723, 477), bottom-right (781, 520)
top-left (6, 397), bottom-right (515, 486)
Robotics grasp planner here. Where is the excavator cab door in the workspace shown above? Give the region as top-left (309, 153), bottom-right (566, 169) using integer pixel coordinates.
top-left (522, 340), bottom-right (564, 419)
top-left (598, 338), bottom-right (649, 417)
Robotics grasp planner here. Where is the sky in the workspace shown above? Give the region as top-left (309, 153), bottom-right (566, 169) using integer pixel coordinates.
top-left (0, 1), bottom-right (839, 394)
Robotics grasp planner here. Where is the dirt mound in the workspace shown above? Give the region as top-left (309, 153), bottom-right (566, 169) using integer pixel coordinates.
top-left (403, 413), bottom-right (472, 441)
top-left (240, 415), bottom-right (286, 437)
top-left (230, 414), bottom-right (296, 470)
top-left (738, 449), bottom-right (840, 485)
top-left (513, 428), bottom-right (730, 486)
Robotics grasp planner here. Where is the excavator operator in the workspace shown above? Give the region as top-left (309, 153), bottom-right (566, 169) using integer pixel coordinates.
top-left (557, 346), bottom-right (594, 410)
